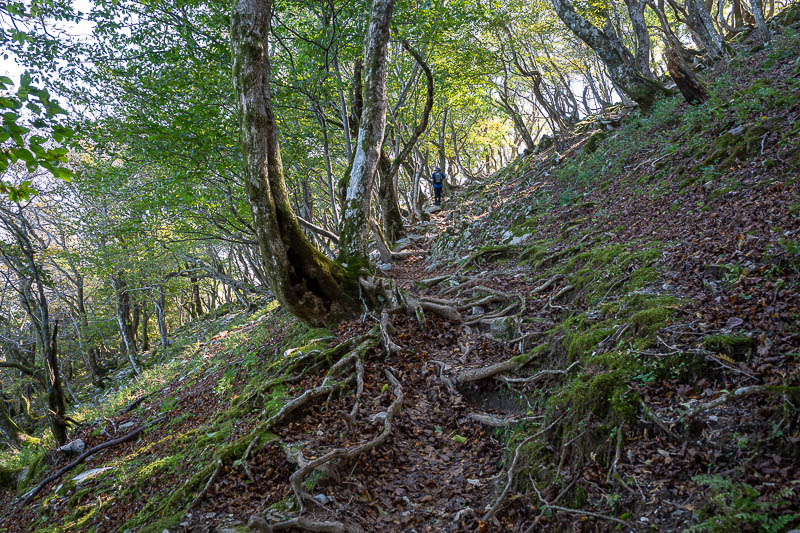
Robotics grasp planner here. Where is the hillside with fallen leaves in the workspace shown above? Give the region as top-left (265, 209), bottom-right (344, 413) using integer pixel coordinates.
top-left (1, 13), bottom-right (799, 533)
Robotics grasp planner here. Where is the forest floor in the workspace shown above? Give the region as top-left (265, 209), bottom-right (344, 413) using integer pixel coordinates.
top-left (2, 14), bottom-right (800, 533)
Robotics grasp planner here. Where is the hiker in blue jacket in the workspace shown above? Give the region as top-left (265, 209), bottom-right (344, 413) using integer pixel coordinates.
top-left (430, 167), bottom-right (445, 206)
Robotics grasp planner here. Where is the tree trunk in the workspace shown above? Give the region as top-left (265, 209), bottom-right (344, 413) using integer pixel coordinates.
top-left (155, 285), bottom-right (169, 348)
top-left (140, 306), bottom-right (150, 352)
top-left (684, 0), bottom-right (727, 59)
top-left (45, 321), bottom-right (67, 446)
top-left (378, 149), bottom-right (406, 245)
top-left (749, 0), bottom-right (770, 43)
top-left (550, 0), bottom-right (670, 110)
top-left (624, 0), bottom-right (654, 78)
top-left (337, 0), bottom-right (396, 266)
top-left (232, 0), bottom-right (361, 326)
top-left (112, 276), bottom-right (141, 375)
top-left (76, 279), bottom-right (105, 385)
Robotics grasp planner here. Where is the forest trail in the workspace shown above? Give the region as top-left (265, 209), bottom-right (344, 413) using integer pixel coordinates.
top-left (2, 18), bottom-right (800, 532)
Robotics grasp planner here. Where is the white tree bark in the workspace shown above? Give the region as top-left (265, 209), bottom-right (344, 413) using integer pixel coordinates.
top-left (338, 0), bottom-right (396, 265)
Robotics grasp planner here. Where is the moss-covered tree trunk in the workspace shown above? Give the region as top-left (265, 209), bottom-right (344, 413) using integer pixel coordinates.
top-left (76, 278), bottom-right (105, 386)
top-left (550, 0), bottom-right (670, 110)
top-left (378, 149), bottom-right (406, 245)
top-left (337, 0), bottom-right (395, 267)
top-left (155, 284), bottom-right (169, 347)
top-left (112, 275), bottom-right (141, 375)
top-left (44, 322), bottom-right (67, 446)
top-left (232, 0), bottom-right (360, 326)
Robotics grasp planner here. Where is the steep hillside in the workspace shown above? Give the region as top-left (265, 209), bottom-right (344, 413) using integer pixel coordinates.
top-left (2, 17), bottom-right (799, 533)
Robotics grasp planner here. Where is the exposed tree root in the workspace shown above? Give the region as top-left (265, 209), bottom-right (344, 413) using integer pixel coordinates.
top-left (418, 300), bottom-right (462, 321)
top-left (467, 413), bottom-right (544, 427)
top-left (440, 277), bottom-right (481, 296)
top-left (250, 337), bottom-right (377, 437)
top-left (639, 399), bottom-right (680, 441)
top-left (683, 385), bottom-right (798, 420)
top-left (254, 368), bottom-right (404, 531)
top-left (188, 459), bottom-right (222, 510)
top-left (456, 359), bottom-right (521, 384)
top-left (455, 246), bottom-right (516, 274)
top-left (606, 425), bottom-right (623, 483)
top-left (240, 437), bottom-right (258, 482)
top-left (418, 274), bottom-right (452, 288)
top-left (529, 479), bottom-right (633, 529)
top-left (249, 514), bottom-right (362, 533)
top-left (379, 310), bottom-right (403, 354)
top-left (288, 368), bottom-right (404, 514)
top-left (522, 477), bottom-right (577, 532)
top-left (498, 360), bottom-right (580, 384)
top-left (551, 284), bottom-right (575, 301)
top-left (531, 274), bottom-right (563, 294)
top-left (482, 413), bottom-right (565, 522)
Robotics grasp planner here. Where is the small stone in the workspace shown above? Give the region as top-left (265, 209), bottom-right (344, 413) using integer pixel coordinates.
top-left (58, 439), bottom-right (85, 455)
top-left (313, 493), bottom-right (329, 505)
top-left (377, 263), bottom-right (393, 272)
top-left (728, 125), bottom-right (745, 136)
top-left (118, 421), bottom-right (136, 431)
top-left (471, 306), bottom-right (485, 316)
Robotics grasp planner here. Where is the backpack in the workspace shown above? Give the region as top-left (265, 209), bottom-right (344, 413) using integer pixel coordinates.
top-left (432, 171), bottom-right (444, 185)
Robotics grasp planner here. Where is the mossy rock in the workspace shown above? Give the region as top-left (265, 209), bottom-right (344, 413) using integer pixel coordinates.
top-left (584, 131), bottom-right (607, 154)
top-left (700, 125), bottom-right (768, 169)
top-left (567, 326), bottom-right (615, 361)
top-left (630, 306), bottom-right (674, 337)
top-left (702, 334), bottom-right (756, 361)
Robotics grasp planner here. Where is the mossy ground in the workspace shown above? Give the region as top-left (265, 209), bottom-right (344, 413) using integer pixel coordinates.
top-left (0, 301), bottom-right (329, 532)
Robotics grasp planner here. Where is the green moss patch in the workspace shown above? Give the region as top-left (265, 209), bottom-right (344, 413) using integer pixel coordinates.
top-left (703, 334), bottom-right (757, 361)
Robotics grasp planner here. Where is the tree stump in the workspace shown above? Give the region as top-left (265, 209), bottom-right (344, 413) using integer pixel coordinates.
top-left (666, 48), bottom-right (708, 104)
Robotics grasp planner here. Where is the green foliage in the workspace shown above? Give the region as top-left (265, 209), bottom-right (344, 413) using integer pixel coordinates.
top-left (0, 74), bottom-right (74, 199)
top-left (687, 475), bottom-right (799, 533)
